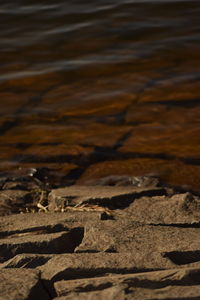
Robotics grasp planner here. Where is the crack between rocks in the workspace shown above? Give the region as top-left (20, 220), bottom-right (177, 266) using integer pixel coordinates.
top-left (40, 278), bottom-right (56, 300)
top-left (147, 222), bottom-right (200, 228)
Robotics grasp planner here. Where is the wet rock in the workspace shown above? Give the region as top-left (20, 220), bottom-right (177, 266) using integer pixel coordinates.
top-left (48, 185), bottom-right (165, 211)
top-left (119, 123), bottom-right (200, 159)
top-left (83, 175), bottom-right (159, 187)
top-left (77, 158), bottom-right (200, 191)
top-left (42, 83), bottom-right (134, 119)
top-left (0, 122), bottom-right (132, 149)
top-left (0, 268), bottom-right (49, 300)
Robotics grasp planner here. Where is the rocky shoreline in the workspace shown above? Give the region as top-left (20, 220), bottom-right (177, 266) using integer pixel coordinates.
top-left (0, 173), bottom-right (200, 299)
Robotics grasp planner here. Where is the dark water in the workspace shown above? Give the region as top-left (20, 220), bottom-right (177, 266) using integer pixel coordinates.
top-left (0, 0), bottom-right (200, 189)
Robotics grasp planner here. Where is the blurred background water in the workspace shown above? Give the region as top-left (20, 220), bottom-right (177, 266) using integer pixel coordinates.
top-left (0, 0), bottom-right (200, 189)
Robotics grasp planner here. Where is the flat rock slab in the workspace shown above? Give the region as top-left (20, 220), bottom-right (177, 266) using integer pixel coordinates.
top-left (0, 254), bottom-right (53, 269)
top-left (39, 253), bottom-right (172, 282)
top-left (0, 230), bottom-right (83, 262)
top-left (53, 267), bottom-right (200, 300)
top-left (0, 185), bottom-right (200, 299)
top-left (0, 211), bottom-right (99, 232)
top-left (0, 269), bottom-right (49, 300)
top-left (0, 213), bottom-right (84, 262)
top-left (48, 185), bottom-right (166, 211)
top-left (123, 192), bottom-right (200, 225)
top-left (76, 224), bottom-right (200, 267)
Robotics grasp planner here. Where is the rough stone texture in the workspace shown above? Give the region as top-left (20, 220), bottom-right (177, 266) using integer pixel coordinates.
top-left (0, 189), bottom-right (31, 216)
top-left (0, 269), bottom-right (49, 300)
top-left (0, 185), bottom-right (200, 299)
top-left (122, 192), bottom-right (200, 225)
top-left (1, 254), bottom-right (53, 269)
top-left (39, 253), bottom-right (171, 282)
top-left (0, 213), bottom-right (84, 262)
top-left (48, 185), bottom-right (166, 211)
top-left (53, 267), bottom-right (200, 300)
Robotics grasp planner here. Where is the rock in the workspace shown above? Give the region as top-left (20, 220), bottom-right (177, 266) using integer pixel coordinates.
top-left (48, 185), bottom-right (166, 211)
top-left (0, 185), bottom-right (200, 299)
top-left (0, 189), bottom-right (31, 216)
top-left (40, 253), bottom-right (140, 281)
top-left (123, 192), bottom-right (200, 225)
top-left (53, 267), bottom-right (200, 300)
top-left (75, 218), bottom-right (200, 264)
top-left (0, 213), bottom-right (84, 262)
top-left (0, 229), bottom-right (83, 262)
top-left (77, 158), bottom-right (200, 191)
top-left (81, 175), bottom-right (159, 187)
top-left (0, 254), bottom-right (52, 269)
top-left (0, 269), bottom-right (49, 300)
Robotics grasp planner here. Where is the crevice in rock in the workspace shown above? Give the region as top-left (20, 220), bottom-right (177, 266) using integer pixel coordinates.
top-left (4, 256), bottom-right (51, 269)
top-left (28, 276), bottom-right (51, 300)
top-left (123, 274), bottom-right (200, 289)
top-left (81, 188), bottom-right (166, 210)
top-left (159, 297), bottom-right (200, 300)
top-left (68, 227), bottom-right (85, 250)
top-left (162, 250), bottom-right (200, 265)
top-left (148, 223), bottom-right (200, 228)
top-left (40, 279), bottom-right (56, 300)
top-left (0, 226), bottom-right (84, 261)
top-left (52, 267), bottom-right (161, 282)
top-left (69, 282), bottom-right (113, 293)
top-left (74, 250), bottom-right (100, 253)
top-left (0, 224), bottom-right (69, 239)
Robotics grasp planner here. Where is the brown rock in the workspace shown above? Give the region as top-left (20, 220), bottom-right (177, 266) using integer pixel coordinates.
top-left (0, 185), bottom-right (200, 300)
top-left (0, 253), bottom-right (52, 269)
top-left (0, 213), bottom-right (84, 262)
top-left (0, 230), bottom-right (83, 262)
top-left (77, 158), bottom-right (200, 191)
top-left (123, 192), bottom-right (200, 224)
top-left (48, 185), bottom-right (165, 211)
top-left (0, 123), bottom-right (132, 148)
top-left (53, 267), bottom-right (200, 300)
top-left (119, 123), bottom-right (200, 159)
top-left (76, 218), bottom-right (200, 263)
top-left (0, 269), bottom-right (49, 300)
top-left (0, 189), bottom-right (31, 216)
top-left (39, 253), bottom-right (149, 282)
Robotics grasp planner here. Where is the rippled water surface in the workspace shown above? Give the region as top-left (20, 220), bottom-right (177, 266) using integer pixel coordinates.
top-left (0, 0), bottom-right (200, 189)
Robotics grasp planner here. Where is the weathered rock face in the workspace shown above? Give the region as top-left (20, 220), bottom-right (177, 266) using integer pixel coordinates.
top-left (53, 267), bottom-right (200, 300)
top-left (0, 184), bottom-right (200, 299)
top-left (0, 269), bottom-right (49, 300)
top-left (48, 184), bottom-right (165, 211)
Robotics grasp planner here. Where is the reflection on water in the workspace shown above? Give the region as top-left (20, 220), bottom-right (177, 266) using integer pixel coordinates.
top-left (0, 0), bottom-right (200, 189)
